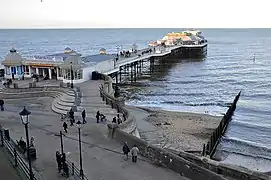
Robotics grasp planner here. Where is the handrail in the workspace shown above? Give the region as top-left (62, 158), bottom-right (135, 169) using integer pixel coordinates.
top-left (66, 159), bottom-right (88, 180)
top-left (1, 129), bottom-right (44, 180)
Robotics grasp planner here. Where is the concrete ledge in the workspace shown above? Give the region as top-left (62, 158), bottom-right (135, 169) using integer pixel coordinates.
top-left (108, 126), bottom-right (227, 180)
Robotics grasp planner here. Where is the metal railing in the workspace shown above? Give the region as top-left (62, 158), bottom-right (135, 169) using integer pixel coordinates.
top-left (0, 129), bottom-right (44, 180)
top-left (66, 159), bottom-right (88, 180)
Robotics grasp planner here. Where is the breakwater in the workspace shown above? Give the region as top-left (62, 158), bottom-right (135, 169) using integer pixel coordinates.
top-left (202, 91), bottom-right (241, 158)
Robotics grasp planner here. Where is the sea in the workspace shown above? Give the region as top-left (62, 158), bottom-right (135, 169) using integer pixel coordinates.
top-left (0, 28), bottom-right (271, 172)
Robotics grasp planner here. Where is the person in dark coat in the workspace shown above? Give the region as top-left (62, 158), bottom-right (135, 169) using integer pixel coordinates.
top-left (62, 162), bottom-right (69, 177)
top-left (96, 111), bottom-right (100, 123)
top-left (0, 99), bottom-right (4, 111)
top-left (63, 122), bottom-right (68, 133)
top-left (117, 114), bottom-right (122, 124)
top-left (82, 110), bottom-right (86, 124)
top-left (122, 142), bottom-right (130, 160)
top-left (112, 117), bottom-right (117, 123)
top-left (56, 151), bottom-right (62, 173)
top-left (69, 109), bottom-right (74, 126)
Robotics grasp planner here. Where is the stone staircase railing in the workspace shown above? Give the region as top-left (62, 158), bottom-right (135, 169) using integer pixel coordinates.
top-left (99, 73), bottom-right (137, 134)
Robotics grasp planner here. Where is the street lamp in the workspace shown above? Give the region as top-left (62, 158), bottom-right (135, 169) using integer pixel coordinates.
top-left (70, 61), bottom-right (74, 89)
top-left (76, 121), bottom-right (84, 179)
top-left (19, 107), bottom-right (34, 180)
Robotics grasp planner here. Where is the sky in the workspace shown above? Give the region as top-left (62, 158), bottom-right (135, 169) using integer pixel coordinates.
top-left (0, 0), bottom-right (270, 28)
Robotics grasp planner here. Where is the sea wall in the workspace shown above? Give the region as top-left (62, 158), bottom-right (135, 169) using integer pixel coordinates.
top-left (108, 124), bottom-right (227, 180)
top-left (99, 73), bottom-right (137, 135)
top-left (178, 151), bottom-right (270, 180)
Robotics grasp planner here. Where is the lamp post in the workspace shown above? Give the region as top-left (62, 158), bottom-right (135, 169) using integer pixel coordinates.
top-left (70, 62), bottom-right (74, 89)
top-left (76, 121), bottom-right (84, 179)
top-left (19, 107), bottom-right (34, 180)
top-left (60, 131), bottom-right (64, 155)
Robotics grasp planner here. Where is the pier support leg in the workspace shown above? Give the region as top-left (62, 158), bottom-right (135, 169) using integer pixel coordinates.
top-left (119, 66), bottom-right (122, 83)
top-left (130, 63), bottom-right (133, 83)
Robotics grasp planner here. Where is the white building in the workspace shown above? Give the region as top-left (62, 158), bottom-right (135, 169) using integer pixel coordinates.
top-left (1, 47), bottom-right (117, 84)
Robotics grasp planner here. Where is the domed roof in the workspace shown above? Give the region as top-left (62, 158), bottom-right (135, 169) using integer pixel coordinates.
top-left (64, 47), bottom-right (73, 53)
top-left (1, 48), bottom-right (23, 66)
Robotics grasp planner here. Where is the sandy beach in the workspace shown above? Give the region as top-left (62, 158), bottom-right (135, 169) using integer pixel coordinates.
top-left (136, 107), bottom-right (222, 153)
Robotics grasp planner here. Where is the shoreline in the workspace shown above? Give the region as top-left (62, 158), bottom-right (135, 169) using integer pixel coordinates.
top-left (131, 105), bottom-right (221, 153)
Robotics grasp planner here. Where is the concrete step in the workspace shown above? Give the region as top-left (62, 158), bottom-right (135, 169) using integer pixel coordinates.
top-left (60, 95), bottom-right (75, 103)
top-left (57, 99), bottom-right (74, 107)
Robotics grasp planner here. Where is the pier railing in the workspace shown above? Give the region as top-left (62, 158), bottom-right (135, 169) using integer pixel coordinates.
top-left (99, 73), bottom-right (137, 134)
top-left (202, 91), bottom-right (241, 158)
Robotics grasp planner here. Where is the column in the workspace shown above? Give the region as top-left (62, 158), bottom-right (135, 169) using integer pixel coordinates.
top-left (29, 66), bottom-right (31, 75)
top-left (42, 69), bottom-right (45, 77)
top-left (36, 68), bottom-right (39, 75)
top-left (56, 68), bottom-right (59, 79)
top-left (48, 68), bottom-right (52, 79)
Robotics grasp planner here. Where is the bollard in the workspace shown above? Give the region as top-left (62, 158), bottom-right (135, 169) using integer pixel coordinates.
top-left (117, 105), bottom-right (120, 113)
top-left (71, 163), bottom-right (75, 175)
top-left (111, 101), bottom-right (114, 108)
top-left (105, 98), bottom-right (108, 105)
top-left (14, 149), bottom-right (18, 167)
top-left (201, 144), bottom-right (206, 156)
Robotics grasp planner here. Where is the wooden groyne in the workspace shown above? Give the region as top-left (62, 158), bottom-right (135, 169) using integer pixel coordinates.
top-left (202, 91), bottom-right (241, 158)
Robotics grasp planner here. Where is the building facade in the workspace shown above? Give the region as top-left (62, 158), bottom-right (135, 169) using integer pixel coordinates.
top-left (1, 47), bottom-right (117, 84)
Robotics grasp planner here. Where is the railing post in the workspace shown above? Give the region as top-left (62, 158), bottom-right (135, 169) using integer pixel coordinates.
top-left (14, 149), bottom-right (18, 167)
top-left (0, 129), bottom-right (3, 147)
top-left (71, 162), bottom-right (75, 175)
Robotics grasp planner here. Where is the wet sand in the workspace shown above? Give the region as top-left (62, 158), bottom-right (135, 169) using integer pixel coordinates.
top-left (136, 106), bottom-right (222, 153)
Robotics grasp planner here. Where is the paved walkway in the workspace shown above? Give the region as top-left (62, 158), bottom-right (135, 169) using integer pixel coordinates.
top-left (0, 147), bottom-right (24, 180)
top-left (0, 81), bottom-right (188, 180)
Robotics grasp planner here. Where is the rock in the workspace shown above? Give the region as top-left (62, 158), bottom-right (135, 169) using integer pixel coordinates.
top-left (164, 122), bottom-right (171, 125)
top-left (156, 123), bottom-right (162, 126)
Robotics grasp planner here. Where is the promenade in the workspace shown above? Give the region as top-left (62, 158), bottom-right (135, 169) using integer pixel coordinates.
top-left (0, 80), bottom-right (188, 180)
top-left (0, 148), bottom-right (23, 180)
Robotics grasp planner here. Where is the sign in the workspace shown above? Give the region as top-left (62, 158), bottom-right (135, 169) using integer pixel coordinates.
top-left (29, 63), bottom-right (54, 67)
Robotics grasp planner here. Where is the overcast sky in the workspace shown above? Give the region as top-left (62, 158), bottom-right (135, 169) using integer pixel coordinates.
top-left (0, 0), bottom-right (270, 28)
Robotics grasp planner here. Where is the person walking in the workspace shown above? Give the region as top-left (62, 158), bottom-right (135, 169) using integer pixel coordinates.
top-left (63, 122), bottom-right (68, 133)
top-left (117, 114), bottom-right (122, 124)
top-left (131, 145), bottom-right (139, 163)
top-left (122, 142), bottom-right (130, 160)
top-left (96, 111), bottom-right (100, 123)
top-left (56, 151), bottom-right (62, 173)
top-left (82, 110), bottom-right (86, 124)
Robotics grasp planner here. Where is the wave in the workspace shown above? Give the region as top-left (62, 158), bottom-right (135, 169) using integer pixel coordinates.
top-left (218, 137), bottom-right (271, 161)
top-left (161, 101), bottom-right (231, 107)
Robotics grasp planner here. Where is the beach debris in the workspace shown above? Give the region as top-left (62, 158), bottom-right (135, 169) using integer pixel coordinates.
top-left (164, 122), bottom-right (171, 125)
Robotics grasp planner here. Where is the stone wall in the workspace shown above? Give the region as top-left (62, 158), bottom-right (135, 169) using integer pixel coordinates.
top-left (99, 73), bottom-right (137, 134)
top-left (108, 125), bottom-right (227, 180)
top-left (178, 151), bottom-right (270, 180)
